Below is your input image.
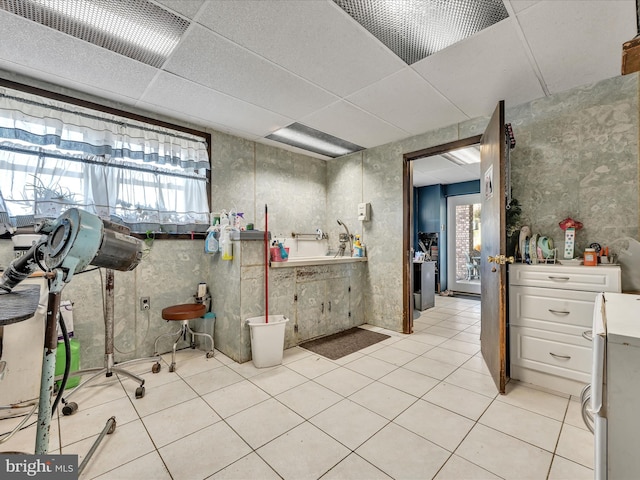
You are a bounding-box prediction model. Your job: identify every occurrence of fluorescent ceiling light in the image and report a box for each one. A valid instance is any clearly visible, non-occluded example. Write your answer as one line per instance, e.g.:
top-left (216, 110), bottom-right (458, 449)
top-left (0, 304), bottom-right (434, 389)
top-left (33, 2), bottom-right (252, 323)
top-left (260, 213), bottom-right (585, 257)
top-left (443, 145), bottom-right (481, 165)
top-left (1, 0), bottom-right (189, 68)
top-left (266, 123), bottom-right (364, 158)
top-left (333, 0), bottom-right (509, 64)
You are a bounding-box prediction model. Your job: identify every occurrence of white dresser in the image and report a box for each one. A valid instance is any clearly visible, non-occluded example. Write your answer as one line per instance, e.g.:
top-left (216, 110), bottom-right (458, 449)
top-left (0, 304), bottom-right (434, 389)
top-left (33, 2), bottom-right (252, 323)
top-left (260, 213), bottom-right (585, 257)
top-left (508, 263), bottom-right (621, 396)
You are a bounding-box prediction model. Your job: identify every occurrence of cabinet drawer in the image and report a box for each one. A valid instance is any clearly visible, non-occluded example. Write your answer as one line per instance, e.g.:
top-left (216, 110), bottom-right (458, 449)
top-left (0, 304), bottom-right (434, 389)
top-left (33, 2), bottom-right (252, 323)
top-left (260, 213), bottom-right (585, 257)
top-left (509, 264), bottom-right (621, 292)
top-left (510, 286), bottom-right (597, 331)
top-left (510, 326), bottom-right (591, 383)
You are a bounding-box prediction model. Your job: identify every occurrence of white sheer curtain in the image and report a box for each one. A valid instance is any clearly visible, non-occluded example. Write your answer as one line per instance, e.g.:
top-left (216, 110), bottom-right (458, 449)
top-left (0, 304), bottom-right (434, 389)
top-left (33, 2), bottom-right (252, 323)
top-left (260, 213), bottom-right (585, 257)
top-left (0, 86), bottom-right (210, 232)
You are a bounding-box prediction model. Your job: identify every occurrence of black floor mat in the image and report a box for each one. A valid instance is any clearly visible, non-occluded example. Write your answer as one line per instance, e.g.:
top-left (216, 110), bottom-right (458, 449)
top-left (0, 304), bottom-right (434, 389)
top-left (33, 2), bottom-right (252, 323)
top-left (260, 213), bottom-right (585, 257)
top-left (299, 327), bottom-right (390, 360)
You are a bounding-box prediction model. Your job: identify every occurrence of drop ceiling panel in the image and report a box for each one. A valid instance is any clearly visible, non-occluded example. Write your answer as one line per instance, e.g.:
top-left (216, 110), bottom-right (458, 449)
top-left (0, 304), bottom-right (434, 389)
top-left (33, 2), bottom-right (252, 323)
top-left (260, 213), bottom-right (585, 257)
top-left (141, 72), bottom-right (292, 137)
top-left (433, 167), bottom-right (478, 184)
top-left (163, 24), bottom-right (339, 118)
top-left (347, 69), bottom-right (468, 135)
top-left (516, 0), bottom-right (636, 94)
top-left (508, 0), bottom-right (541, 13)
top-left (300, 100), bottom-right (409, 148)
top-left (413, 18), bottom-right (545, 118)
top-left (196, 0), bottom-right (405, 97)
top-left (463, 164), bottom-right (481, 176)
top-left (153, 0), bottom-right (205, 19)
top-left (0, 11), bottom-right (157, 100)
top-left (413, 155), bottom-right (456, 171)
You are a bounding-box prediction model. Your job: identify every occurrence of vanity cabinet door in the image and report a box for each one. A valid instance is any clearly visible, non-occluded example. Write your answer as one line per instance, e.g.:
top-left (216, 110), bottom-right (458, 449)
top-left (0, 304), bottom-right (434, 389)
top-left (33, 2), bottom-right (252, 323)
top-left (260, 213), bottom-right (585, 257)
top-left (326, 276), bottom-right (350, 330)
top-left (295, 275), bottom-right (352, 343)
top-left (295, 279), bottom-right (325, 342)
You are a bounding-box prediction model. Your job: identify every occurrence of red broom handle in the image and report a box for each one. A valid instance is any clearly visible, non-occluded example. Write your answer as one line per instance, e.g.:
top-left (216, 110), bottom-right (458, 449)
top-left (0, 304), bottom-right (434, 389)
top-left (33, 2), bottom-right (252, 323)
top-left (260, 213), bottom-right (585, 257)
top-left (265, 204), bottom-right (268, 324)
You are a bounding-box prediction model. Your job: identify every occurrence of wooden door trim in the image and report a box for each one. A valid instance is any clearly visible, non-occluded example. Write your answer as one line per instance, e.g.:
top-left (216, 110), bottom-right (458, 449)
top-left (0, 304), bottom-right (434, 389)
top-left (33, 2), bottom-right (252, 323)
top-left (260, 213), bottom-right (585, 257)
top-left (402, 133), bottom-right (483, 335)
top-left (404, 135), bottom-right (482, 162)
top-left (402, 157), bottom-right (413, 334)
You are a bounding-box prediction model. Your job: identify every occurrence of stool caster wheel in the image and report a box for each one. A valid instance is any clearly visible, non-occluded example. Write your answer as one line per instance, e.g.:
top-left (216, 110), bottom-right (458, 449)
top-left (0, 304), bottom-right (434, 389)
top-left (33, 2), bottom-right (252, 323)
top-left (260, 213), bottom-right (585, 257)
top-left (152, 362), bottom-right (161, 374)
top-left (62, 402), bottom-right (78, 416)
top-left (169, 364), bottom-right (176, 373)
top-left (190, 342), bottom-right (196, 349)
top-left (206, 351), bottom-right (214, 359)
top-left (135, 386), bottom-right (145, 399)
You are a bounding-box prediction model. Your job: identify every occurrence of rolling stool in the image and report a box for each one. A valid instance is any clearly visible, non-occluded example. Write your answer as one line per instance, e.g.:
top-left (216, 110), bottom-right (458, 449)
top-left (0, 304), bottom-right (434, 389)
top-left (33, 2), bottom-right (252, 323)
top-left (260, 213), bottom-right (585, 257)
top-left (152, 303), bottom-right (215, 373)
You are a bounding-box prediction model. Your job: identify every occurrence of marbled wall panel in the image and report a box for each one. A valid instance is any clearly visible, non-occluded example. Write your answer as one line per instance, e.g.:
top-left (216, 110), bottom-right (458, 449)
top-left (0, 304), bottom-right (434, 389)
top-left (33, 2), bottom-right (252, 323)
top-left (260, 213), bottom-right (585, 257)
top-left (458, 117), bottom-right (490, 140)
top-left (326, 153), bottom-right (364, 252)
top-left (61, 239), bottom-right (208, 367)
top-left (209, 131), bottom-right (256, 222)
top-left (255, 144), bottom-right (327, 241)
top-left (507, 74), bottom-right (639, 256)
top-left (397, 125), bottom-right (459, 155)
top-left (348, 262), bottom-right (366, 328)
top-left (362, 143), bottom-right (405, 331)
top-left (208, 243), bottom-right (242, 361)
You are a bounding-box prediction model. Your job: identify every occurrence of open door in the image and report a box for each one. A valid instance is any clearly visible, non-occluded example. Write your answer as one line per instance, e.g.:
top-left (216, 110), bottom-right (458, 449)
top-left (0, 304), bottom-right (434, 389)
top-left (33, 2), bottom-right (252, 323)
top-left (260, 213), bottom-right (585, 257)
top-left (480, 101), bottom-right (510, 394)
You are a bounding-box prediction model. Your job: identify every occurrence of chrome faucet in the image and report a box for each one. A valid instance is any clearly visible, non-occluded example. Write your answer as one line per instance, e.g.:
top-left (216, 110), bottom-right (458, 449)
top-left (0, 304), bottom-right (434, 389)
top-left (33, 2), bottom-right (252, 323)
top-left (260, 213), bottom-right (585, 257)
top-left (336, 219), bottom-right (353, 257)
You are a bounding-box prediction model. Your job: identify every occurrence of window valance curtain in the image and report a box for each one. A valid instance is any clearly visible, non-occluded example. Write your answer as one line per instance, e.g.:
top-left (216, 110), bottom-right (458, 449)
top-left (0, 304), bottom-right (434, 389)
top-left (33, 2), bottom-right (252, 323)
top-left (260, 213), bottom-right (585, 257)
top-left (0, 88), bottom-right (210, 171)
top-left (0, 86), bottom-right (211, 233)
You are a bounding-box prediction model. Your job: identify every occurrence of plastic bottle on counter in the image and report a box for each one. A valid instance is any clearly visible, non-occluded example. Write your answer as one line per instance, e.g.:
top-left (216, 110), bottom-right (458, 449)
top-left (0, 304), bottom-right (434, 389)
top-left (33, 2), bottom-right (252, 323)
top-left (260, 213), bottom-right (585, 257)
top-left (353, 234), bottom-right (364, 257)
top-left (583, 248), bottom-right (597, 266)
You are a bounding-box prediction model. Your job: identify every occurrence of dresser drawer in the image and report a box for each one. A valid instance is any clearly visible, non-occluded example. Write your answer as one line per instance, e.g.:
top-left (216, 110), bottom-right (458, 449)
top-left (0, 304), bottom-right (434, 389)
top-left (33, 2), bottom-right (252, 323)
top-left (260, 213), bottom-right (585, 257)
top-left (509, 264), bottom-right (621, 292)
top-left (510, 326), bottom-right (591, 383)
top-left (509, 286), bottom-right (597, 331)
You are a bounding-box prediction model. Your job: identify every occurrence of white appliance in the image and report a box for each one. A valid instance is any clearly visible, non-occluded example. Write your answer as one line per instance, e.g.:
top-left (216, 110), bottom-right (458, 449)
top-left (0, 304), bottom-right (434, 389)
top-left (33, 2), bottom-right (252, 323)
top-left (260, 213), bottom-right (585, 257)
top-left (584, 292), bottom-right (640, 479)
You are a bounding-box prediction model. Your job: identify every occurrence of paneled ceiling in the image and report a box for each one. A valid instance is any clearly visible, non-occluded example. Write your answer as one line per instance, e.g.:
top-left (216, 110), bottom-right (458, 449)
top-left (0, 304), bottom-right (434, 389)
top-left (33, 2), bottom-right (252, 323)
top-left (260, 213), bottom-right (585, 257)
top-left (0, 0), bottom-right (635, 186)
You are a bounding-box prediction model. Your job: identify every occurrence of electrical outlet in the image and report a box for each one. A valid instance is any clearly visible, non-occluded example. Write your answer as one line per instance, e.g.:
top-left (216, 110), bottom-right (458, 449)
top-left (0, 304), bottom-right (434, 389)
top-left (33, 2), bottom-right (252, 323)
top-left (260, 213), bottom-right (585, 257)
top-left (140, 297), bottom-right (150, 311)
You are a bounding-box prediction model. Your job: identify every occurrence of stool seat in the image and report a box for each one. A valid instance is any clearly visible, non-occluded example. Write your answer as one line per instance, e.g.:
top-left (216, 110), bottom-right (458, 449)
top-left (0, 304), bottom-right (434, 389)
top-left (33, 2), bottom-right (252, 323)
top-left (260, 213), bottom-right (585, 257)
top-left (162, 303), bottom-right (207, 321)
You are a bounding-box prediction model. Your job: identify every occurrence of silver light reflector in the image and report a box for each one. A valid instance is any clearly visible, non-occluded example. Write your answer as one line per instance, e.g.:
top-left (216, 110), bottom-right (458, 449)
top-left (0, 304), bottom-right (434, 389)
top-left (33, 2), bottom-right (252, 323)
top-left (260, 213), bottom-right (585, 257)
top-left (267, 123), bottom-right (364, 159)
top-left (0, 0), bottom-right (189, 68)
top-left (333, 0), bottom-right (509, 65)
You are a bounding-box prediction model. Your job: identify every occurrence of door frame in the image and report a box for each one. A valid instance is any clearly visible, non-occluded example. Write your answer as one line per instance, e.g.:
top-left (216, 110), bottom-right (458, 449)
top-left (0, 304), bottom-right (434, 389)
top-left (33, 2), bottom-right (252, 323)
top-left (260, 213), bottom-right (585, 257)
top-left (446, 193), bottom-right (482, 295)
top-left (403, 135), bottom-right (482, 333)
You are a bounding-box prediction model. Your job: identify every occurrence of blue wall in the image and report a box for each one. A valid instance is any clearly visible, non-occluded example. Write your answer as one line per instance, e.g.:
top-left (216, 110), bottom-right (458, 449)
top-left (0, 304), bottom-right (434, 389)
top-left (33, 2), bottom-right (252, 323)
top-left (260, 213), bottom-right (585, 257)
top-left (414, 179), bottom-right (480, 291)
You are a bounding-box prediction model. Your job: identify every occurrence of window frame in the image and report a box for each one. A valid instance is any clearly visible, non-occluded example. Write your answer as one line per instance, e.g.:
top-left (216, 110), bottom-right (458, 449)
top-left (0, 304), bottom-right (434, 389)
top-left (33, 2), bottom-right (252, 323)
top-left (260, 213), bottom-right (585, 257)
top-left (0, 77), bottom-right (212, 240)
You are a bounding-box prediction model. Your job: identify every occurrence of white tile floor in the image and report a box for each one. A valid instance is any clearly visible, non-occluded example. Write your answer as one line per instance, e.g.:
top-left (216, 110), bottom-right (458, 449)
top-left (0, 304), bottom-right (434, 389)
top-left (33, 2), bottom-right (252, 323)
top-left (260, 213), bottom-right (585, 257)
top-left (1, 296), bottom-right (594, 479)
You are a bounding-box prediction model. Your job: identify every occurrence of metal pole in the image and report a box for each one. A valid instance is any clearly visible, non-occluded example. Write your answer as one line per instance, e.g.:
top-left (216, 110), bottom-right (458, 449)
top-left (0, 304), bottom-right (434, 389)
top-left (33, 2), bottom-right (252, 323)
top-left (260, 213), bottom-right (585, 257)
top-left (35, 290), bottom-right (61, 454)
top-left (78, 417), bottom-right (116, 475)
top-left (105, 269), bottom-right (114, 373)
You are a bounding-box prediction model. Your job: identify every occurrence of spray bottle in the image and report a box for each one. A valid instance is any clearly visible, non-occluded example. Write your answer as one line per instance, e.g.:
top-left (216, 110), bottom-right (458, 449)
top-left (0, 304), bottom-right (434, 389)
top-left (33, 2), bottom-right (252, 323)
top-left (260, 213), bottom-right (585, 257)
top-left (204, 222), bottom-right (219, 254)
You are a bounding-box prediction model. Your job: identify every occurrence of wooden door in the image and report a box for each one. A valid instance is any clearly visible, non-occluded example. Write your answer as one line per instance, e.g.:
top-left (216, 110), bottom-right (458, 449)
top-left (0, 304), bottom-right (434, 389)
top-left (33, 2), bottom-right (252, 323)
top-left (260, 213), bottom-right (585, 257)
top-left (480, 101), bottom-right (508, 394)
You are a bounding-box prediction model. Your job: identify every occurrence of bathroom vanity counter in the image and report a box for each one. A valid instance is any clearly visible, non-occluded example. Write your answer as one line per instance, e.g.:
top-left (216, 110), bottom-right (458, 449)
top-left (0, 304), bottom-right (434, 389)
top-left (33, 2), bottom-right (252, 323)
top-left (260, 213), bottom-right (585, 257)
top-left (271, 256), bottom-right (367, 268)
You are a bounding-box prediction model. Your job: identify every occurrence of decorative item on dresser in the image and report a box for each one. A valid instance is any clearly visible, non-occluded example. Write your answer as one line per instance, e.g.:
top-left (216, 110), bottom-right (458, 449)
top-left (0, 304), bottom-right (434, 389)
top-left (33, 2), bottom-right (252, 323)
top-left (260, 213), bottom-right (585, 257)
top-left (508, 263), bottom-right (621, 396)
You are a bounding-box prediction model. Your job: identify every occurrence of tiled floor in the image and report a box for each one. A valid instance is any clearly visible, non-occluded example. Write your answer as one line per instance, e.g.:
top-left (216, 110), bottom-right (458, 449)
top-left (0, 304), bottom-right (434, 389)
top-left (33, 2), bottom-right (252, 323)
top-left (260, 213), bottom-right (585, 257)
top-left (1, 296), bottom-right (594, 479)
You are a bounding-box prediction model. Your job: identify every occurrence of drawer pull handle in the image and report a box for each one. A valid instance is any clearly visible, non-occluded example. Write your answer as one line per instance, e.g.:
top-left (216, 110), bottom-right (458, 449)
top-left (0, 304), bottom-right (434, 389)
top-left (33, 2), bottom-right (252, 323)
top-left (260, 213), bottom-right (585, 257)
top-left (582, 330), bottom-right (593, 341)
top-left (548, 309), bottom-right (570, 315)
top-left (548, 276), bottom-right (570, 281)
top-left (549, 352), bottom-right (571, 360)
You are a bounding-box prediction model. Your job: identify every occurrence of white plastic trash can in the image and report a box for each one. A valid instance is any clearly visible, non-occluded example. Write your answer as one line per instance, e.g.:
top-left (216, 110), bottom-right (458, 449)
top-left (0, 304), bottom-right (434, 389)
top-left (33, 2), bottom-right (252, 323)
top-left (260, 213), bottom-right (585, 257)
top-left (247, 315), bottom-right (289, 368)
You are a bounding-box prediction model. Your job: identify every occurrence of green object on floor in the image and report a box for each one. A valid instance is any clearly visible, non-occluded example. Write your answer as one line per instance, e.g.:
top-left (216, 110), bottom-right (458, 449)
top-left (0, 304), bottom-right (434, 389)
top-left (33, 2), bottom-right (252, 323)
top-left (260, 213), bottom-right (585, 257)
top-left (55, 338), bottom-right (81, 390)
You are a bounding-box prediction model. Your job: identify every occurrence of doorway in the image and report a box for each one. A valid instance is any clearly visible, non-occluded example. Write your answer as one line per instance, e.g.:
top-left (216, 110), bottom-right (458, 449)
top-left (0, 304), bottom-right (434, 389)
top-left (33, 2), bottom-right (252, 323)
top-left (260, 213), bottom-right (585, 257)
top-left (447, 193), bottom-right (481, 295)
top-left (402, 135), bottom-right (481, 333)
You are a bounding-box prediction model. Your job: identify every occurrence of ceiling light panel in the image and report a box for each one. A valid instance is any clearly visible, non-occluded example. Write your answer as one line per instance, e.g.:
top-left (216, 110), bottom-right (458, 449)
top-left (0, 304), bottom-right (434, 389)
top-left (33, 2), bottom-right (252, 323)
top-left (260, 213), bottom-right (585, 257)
top-left (0, 0), bottom-right (189, 68)
top-left (266, 123), bottom-right (364, 159)
top-left (333, 0), bottom-right (509, 65)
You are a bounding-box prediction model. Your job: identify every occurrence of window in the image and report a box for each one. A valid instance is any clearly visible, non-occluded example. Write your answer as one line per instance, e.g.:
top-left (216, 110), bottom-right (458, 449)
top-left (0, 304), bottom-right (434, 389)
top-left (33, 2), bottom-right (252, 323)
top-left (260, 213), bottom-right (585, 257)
top-left (0, 82), bottom-right (210, 234)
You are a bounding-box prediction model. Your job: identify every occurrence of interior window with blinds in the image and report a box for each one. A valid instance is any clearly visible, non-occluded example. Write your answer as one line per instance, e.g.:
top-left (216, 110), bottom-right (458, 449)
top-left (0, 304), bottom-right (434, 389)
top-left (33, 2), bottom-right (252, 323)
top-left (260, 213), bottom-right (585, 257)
top-left (0, 86), bottom-right (210, 235)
